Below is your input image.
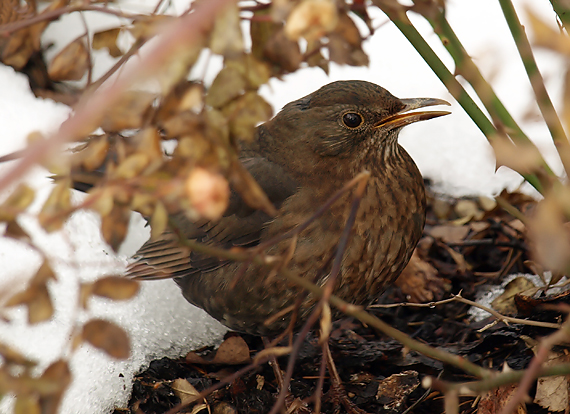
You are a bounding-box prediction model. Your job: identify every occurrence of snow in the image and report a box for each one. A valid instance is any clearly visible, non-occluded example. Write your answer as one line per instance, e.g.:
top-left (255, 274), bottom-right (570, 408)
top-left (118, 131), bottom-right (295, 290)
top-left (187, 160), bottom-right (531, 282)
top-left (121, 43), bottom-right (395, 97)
top-left (0, 0), bottom-right (563, 413)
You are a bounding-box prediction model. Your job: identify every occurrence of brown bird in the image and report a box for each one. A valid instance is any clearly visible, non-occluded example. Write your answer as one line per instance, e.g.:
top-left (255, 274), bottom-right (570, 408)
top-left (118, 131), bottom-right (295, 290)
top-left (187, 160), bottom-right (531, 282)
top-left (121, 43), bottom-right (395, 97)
top-left (128, 80), bottom-right (450, 336)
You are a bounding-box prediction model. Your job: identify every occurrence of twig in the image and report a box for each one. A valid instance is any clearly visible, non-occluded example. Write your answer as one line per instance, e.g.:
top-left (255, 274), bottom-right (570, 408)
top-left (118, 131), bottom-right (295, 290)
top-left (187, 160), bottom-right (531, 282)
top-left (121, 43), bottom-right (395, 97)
top-left (451, 294), bottom-right (562, 330)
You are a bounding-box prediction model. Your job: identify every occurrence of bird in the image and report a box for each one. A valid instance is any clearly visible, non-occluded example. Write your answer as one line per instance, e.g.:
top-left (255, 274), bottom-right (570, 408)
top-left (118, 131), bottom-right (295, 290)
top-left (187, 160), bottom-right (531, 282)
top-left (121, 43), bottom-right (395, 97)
top-left (127, 80), bottom-right (450, 336)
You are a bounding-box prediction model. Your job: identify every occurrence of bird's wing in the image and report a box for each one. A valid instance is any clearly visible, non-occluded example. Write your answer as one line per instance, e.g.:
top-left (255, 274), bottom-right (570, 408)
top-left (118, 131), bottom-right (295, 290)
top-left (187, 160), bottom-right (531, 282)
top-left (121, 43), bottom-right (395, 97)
top-left (127, 156), bottom-right (298, 280)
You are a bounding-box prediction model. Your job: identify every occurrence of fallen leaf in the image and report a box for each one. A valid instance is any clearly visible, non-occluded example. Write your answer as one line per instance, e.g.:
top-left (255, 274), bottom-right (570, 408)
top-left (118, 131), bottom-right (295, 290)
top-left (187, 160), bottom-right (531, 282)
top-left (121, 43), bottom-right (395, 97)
top-left (82, 319), bottom-right (130, 359)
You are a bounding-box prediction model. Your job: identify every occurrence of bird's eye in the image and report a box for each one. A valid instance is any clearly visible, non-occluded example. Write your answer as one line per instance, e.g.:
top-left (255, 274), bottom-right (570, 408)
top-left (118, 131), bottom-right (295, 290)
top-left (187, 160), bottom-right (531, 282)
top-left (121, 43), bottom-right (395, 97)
top-left (342, 112), bottom-right (364, 129)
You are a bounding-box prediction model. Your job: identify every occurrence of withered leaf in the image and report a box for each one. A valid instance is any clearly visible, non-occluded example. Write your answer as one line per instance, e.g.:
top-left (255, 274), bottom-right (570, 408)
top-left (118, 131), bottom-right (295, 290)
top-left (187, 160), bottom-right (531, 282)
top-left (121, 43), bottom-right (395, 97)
top-left (251, 14), bottom-right (302, 74)
top-left (75, 135), bottom-right (110, 172)
top-left (101, 204), bottom-right (130, 252)
top-left (0, 341), bottom-right (36, 367)
top-left (205, 67), bottom-right (246, 108)
top-left (2, 29), bottom-right (35, 69)
top-left (150, 201), bottom-right (168, 240)
top-left (39, 360), bottom-right (71, 395)
top-left (306, 39), bottom-right (329, 74)
top-left (186, 335), bottom-right (251, 365)
top-left (209, 3), bottom-right (244, 57)
top-left (82, 319), bottom-right (130, 359)
top-left (285, 0), bottom-right (339, 41)
top-left (7, 283), bottom-right (54, 324)
top-left (48, 39), bottom-right (89, 81)
top-left (38, 179), bottom-right (71, 232)
top-left (100, 91), bottom-right (156, 132)
top-left (14, 395), bottom-right (40, 414)
top-left (327, 12), bottom-right (369, 67)
top-left (230, 155), bottom-right (276, 217)
top-left (223, 92), bottom-right (273, 142)
top-left (171, 378), bottom-right (201, 406)
top-left (92, 28), bottom-right (122, 58)
top-left (133, 128), bottom-right (163, 166)
top-left (0, 183), bottom-right (35, 221)
top-left (156, 40), bottom-right (204, 95)
top-left (491, 276), bottom-right (537, 316)
top-left (92, 276), bottom-right (140, 301)
top-left (227, 54), bottom-right (271, 89)
top-left (112, 153), bottom-right (150, 179)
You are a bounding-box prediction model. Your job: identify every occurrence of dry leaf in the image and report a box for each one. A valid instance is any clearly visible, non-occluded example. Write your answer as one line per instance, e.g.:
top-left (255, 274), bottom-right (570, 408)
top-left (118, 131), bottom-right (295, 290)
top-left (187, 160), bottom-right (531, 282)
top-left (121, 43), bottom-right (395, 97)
top-left (205, 66), bottom-right (246, 109)
top-left (150, 201), bottom-right (168, 240)
top-left (14, 395), bottom-right (40, 414)
top-left (375, 371), bottom-right (419, 411)
top-left (82, 319), bottom-right (130, 359)
top-left (285, 0), bottom-right (338, 41)
top-left (491, 276), bottom-right (537, 316)
top-left (533, 351), bottom-right (570, 412)
top-left (38, 179), bottom-right (71, 232)
top-left (92, 276), bottom-right (139, 301)
top-left (186, 335), bottom-right (251, 365)
top-left (0, 183), bottom-right (35, 221)
top-left (223, 92), bottom-right (273, 142)
top-left (48, 39), bottom-right (89, 81)
top-left (478, 383), bottom-right (526, 414)
top-left (101, 91), bottom-right (156, 132)
top-left (6, 261), bottom-right (56, 324)
top-left (209, 3), bottom-right (244, 57)
top-left (395, 249), bottom-right (447, 302)
top-left (92, 28), bottom-right (122, 58)
top-left (101, 204), bottom-right (130, 252)
top-left (171, 378), bottom-right (201, 406)
top-left (327, 12), bottom-right (369, 66)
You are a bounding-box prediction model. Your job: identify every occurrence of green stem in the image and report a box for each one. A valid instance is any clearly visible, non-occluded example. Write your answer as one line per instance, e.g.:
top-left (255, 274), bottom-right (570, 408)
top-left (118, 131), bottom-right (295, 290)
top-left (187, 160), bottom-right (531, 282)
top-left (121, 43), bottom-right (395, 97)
top-left (549, 0), bottom-right (570, 33)
top-left (375, 5), bottom-right (546, 192)
top-left (499, 0), bottom-right (570, 178)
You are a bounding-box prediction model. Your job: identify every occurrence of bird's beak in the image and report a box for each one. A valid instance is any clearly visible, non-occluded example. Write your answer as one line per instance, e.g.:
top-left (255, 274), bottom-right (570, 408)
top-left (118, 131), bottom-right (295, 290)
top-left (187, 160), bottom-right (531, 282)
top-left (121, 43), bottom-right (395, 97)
top-left (374, 97), bottom-right (451, 129)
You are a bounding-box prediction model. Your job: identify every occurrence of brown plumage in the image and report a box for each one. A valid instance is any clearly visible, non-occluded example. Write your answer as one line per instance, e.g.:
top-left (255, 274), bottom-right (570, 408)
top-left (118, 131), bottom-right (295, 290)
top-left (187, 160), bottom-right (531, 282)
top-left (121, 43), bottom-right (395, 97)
top-left (128, 80), bottom-right (450, 336)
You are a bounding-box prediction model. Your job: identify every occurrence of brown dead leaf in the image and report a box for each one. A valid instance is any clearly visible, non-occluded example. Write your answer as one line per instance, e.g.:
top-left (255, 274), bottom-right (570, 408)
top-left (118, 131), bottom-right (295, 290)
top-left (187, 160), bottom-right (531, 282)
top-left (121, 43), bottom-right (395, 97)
top-left (92, 28), bottom-right (122, 58)
top-left (492, 138), bottom-right (544, 174)
top-left (38, 179), bottom-right (71, 232)
top-left (171, 378), bottom-right (201, 406)
top-left (375, 370), bottom-right (419, 411)
top-left (48, 39), bottom-right (89, 81)
top-left (205, 67), bottom-right (247, 109)
top-left (533, 351), bottom-right (570, 412)
top-left (230, 156), bottom-right (277, 217)
top-left (428, 224), bottom-right (470, 244)
top-left (209, 3), bottom-right (244, 57)
top-left (92, 276), bottom-right (139, 301)
top-left (186, 335), bottom-right (251, 365)
top-left (478, 382), bottom-right (526, 414)
top-left (82, 318), bottom-right (130, 359)
top-left (327, 12), bottom-right (369, 67)
top-left (395, 250), bottom-right (447, 302)
top-left (223, 92), bottom-right (273, 142)
top-left (101, 204), bottom-right (130, 252)
top-left (0, 183), bottom-right (35, 221)
top-left (491, 276), bottom-right (537, 316)
top-left (101, 91), bottom-right (156, 132)
top-left (14, 395), bottom-right (40, 414)
top-left (285, 0), bottom-right (338, 41)
top-left (6, 261), bottom-right (56, 324)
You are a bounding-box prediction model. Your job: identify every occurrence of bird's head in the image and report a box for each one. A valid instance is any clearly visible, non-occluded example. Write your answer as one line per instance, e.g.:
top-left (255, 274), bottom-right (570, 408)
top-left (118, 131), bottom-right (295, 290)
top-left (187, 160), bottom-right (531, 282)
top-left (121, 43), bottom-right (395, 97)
top-left (259, 80), bottom-right (451, 181)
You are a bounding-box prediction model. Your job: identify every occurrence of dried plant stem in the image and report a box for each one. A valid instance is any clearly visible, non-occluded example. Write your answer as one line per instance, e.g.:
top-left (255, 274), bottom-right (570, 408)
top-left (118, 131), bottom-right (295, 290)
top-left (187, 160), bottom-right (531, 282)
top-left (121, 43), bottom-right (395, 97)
top-left (280, 267), bottom-right (493, 379)
top-left (499, 0), bottom-right (570, 178)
